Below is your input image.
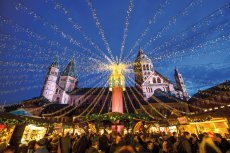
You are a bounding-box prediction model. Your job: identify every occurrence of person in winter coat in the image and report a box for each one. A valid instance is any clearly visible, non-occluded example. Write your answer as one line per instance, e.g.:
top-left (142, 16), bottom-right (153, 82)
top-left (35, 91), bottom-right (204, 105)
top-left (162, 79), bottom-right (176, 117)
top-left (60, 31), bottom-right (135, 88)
top-left (190, 134), bottom-right (199, 153)
top-left (74, 134), bottom-right (90, 153)
top-left (85, 140), bottom-right (100, 153)
top-left (34, 139), bottom-right (49, 153)
top-left (109, 134), bottom-right (125, 153)
top-left (177, 132), bottom-right (192, 153)
top-left (49, 136), bottom-right (60, 153)
top-left (214, 133), bottom-right (230, 153)
top-left (60, 133), bottom-right (71, 153)
top-left (27, 140), bottom-right (36, 153)
top-left (99, 133), bottom-right (109, 153)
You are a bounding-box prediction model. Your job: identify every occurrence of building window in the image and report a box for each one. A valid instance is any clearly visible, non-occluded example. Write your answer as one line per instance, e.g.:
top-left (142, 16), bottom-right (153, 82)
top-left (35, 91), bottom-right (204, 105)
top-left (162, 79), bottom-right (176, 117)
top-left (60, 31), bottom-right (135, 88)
top-left (146, 65), bottom-right (149, 70)
top-left (55, 88), bottom-right (58, 94)
top-left (69, 79), bottom-right (74, 83)
top-left (61, 78), bottom-right (67, 81)
top-left (56, 97), bottom-right (60, 102)
top-left (143, 65), bottom-right (146, 70)
top-left (153, 78), bottom-right (156, 83)
top-left (157, 77), bottom-right (161, 83)
top-left (166, 87), bottom-right (170, 92)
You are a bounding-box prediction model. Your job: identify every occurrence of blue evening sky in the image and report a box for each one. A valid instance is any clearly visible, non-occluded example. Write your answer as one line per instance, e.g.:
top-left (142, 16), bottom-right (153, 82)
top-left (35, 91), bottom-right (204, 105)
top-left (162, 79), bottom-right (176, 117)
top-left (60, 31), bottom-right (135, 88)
top-left (0, 0), bottom-right (230, 104)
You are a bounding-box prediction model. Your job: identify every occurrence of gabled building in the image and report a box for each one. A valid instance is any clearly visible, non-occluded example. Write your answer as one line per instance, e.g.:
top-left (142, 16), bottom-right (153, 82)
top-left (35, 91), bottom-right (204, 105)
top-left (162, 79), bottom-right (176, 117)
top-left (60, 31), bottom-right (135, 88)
top-left (134, 47), bottom-right (189, 101)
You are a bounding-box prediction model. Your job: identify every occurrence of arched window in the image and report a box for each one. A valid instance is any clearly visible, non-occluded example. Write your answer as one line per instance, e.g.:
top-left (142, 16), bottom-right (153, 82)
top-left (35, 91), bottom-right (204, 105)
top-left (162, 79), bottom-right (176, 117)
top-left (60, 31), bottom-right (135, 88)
top-left (55, 88), bottom-right (58, 94)
top-left (153, 78), bottom-right (156, 83)
top-left (56, 97), bottom-right (60, 102)
top-left (157, 77), bottom-right (161, 83)
top-left (146, 64), bottom-right (149, 70)
top-left (166, 87), bottom-right (170, 92)
top-left (143, 65), bottom-right (146, 70)
top-left (147, 87), bottom-right (151, 93)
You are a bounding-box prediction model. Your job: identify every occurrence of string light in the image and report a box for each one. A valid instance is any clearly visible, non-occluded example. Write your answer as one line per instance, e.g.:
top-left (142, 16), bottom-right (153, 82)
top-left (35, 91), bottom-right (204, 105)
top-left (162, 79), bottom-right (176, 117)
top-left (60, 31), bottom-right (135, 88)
top-left (126, 76), bottom-right (183, 116)
top-left (124, 89), bottom-right (138, 113)
top-left (123, 92), bottom-right (129, 113)
top-left (84, 87), bottom-right (107, 116)
top-left (119, 0), bottom-right (133, 62)
top-left (123, 0), bottom-right (170, 62)
top-left (143, 0), bottom-right (203, 50)
top-left (148, 3), bottom-right (230, 58)
top-left (87, 0), bottom-right (115, 62)
top-left (99, 90), bottom-right (110, 114)
top-left (42, 72), bottom-right (108, 117)
top-left (14, 2), bottom-right (107, 63)
top-left (56, 80), bottom-right (108, 118)
top-left (48, 0), bottom-right (112, 64)
top-left (126, 77), bottom-right (165, 119)
top-left (0, 85), bottom-right (42, 95)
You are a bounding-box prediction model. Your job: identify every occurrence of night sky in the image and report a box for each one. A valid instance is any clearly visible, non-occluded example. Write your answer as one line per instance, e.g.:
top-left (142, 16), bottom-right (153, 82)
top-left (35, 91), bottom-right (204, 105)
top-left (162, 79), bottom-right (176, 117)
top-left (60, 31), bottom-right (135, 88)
top-left (0, 0), bottom-right (230, 104)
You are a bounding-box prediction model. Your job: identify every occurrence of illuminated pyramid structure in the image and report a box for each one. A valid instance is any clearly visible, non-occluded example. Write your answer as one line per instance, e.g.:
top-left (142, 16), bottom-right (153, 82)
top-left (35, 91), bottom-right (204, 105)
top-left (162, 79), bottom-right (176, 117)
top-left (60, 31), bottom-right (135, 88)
top-left (109, 63), bottom-right (126, 113)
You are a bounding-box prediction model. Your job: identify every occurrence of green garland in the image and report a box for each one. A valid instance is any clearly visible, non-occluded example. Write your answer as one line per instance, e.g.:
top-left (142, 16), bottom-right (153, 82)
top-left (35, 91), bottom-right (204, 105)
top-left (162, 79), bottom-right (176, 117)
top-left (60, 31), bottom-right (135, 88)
top-left (0, 118), bottom-right (21, 125)
top-left (0, 116), bottom-right (50, 127)
top-left (84, 113), bottom-right (150, 122)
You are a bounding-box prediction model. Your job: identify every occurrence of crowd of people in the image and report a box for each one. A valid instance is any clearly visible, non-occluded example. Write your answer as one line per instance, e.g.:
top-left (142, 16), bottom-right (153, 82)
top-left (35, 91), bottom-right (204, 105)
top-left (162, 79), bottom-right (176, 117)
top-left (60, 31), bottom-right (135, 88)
top-left (0, 130), bottom-right (230, 153)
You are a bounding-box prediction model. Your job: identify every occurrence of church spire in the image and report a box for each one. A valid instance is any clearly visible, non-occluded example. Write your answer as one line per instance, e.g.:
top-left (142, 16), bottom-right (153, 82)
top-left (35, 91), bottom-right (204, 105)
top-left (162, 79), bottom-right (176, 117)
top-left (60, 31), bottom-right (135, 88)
top-left (137, 46), bottom-right (144, 57)
top-left (51, 54), bottom-right (59, 68)
top-left (174, 67), bottom-right (189, 100)
top-left (174, 67), bottom-right (179, 75)
top-left (62, 58), bottom-right (76, 78)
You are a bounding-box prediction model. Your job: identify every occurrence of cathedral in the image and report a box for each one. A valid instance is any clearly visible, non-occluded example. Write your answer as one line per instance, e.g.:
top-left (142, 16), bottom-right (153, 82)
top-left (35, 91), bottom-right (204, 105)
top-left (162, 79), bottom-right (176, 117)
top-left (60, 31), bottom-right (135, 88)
top-left (41, 48), bottom-right (190, 105)
top-left (134, 48), bottom-right (189, 100)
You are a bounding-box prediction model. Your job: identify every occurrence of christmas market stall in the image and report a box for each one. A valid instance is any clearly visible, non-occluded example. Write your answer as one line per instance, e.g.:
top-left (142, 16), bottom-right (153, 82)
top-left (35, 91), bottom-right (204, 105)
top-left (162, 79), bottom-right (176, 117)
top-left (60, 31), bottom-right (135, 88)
top-left (73, 112), bottom-right (151, 133)
top-left (0, 112), bottom-right (53, 146)
top-left (16, 115), bottom-right (54, 145)
top-left (0, 112), bottom-right (18, 145)
top-left (176, 115), bottom-right (229, 136)
top-left (21, 124), bottom-right (47, 144)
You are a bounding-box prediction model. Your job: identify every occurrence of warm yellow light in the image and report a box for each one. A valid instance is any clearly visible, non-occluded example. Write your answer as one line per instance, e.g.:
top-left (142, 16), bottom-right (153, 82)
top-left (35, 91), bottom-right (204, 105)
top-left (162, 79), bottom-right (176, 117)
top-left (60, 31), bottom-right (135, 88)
top-left (99, 129), bottom-right (105, 135)
top-left (105, 128), bottom-right (112, 134)
top-left (109, 63), bottom-right (127, 91)
top-left (21, 124), bottom-right (46, 145)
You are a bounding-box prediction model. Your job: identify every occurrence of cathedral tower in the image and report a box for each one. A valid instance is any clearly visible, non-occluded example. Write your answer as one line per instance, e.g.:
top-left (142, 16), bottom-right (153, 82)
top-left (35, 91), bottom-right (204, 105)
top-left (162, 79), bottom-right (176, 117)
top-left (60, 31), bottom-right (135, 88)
top-left (174, 68), bottom-right (189, 100)
top-left (134, 47), bottom-right (153, 86)
top-left (41, 57), bottom-right (59, 102)
top-left (58, 58), bottom-right (78, 92)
